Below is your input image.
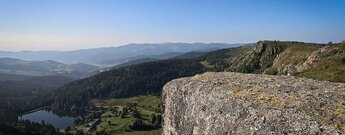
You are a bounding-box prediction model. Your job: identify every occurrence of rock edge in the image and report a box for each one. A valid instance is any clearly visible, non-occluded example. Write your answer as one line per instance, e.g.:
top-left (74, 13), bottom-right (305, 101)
top-left (162, 72), bottom-right (345, 135)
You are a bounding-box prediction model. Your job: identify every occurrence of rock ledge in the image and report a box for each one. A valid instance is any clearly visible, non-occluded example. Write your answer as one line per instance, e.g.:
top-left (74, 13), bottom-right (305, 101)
top-left (162, 72), bottom-right (345, 135)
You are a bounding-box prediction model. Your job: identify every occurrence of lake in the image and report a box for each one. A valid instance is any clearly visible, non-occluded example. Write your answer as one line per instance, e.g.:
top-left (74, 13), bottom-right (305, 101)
top-left (18, 109), bottom-right (77, 129)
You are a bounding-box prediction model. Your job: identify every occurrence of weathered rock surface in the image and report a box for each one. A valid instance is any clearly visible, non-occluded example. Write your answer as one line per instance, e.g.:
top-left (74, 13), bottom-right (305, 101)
top-left (162, 72), bottom-right (345, 135)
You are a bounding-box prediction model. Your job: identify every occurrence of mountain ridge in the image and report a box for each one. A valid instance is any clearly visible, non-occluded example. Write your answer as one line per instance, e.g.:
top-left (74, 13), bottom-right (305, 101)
top-left (198, 40), bottom-right (345, 82)
top-left (0, 43), bottom-right (241, 64)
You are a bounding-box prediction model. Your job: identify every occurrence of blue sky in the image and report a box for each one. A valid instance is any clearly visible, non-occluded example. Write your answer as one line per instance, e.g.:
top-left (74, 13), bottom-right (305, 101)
top-left (0, 0), bottom-right (344, 51)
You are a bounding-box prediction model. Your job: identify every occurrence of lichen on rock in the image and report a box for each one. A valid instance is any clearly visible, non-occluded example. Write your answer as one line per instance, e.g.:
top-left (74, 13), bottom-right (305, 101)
top-left (162, 72), bottom-right (345, 135)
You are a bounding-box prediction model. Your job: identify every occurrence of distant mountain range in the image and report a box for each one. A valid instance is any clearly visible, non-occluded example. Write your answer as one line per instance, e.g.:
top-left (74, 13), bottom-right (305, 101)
top-left (0, 43), bottom-right (241, 65)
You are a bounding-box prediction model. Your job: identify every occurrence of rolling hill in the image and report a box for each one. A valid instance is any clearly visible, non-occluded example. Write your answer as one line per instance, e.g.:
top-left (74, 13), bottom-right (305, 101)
top-left (0, 75), bottom-right (74, 97)
top-left (0, 73), bottom-right (33, 81)
top-left (110, 58), bottom-right (159, 69)
top-left (0, 58), bottom-right (99, 78)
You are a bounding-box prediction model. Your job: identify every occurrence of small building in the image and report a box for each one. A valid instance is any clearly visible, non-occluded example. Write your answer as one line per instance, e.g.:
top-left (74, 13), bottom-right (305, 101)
top-left (86, 119), bottom-right (101, 132)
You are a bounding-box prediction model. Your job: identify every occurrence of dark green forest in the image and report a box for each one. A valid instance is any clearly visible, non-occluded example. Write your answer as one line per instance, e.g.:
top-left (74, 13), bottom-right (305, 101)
top-left (52, 59), bottom-right (206, 112)
top-left (0, 76), bottom-right (74, 134)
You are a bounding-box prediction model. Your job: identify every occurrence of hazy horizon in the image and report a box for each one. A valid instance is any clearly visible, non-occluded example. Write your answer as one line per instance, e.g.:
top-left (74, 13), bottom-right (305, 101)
top-left (0, 40), bottom-right (337, 52)
top-left (1, 0), bottom-right (345, 51)
top-left (0, 42), bottom-right (247, 52)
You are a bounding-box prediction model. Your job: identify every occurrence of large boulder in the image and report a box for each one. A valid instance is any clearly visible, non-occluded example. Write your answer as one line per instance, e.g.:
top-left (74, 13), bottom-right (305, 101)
top-left (162, 72), bottom-right (345, 135)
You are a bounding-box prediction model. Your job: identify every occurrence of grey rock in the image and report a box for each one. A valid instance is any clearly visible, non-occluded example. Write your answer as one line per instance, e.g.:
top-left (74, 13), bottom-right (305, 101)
top-left (162, 72), bottom-right (345, 135)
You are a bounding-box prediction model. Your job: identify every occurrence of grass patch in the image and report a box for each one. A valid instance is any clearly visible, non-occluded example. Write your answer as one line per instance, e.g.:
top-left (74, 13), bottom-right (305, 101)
top-left (264, 68), bottom-right (278, 75)
top-left (92, 95), bottom-right (160, 112)
top-left (200, 61), bottom-right (214, 69)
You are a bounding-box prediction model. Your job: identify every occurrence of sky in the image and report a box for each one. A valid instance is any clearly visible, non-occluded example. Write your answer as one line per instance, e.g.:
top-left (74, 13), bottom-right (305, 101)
top-left (0, 0), bottom-right (344, 51)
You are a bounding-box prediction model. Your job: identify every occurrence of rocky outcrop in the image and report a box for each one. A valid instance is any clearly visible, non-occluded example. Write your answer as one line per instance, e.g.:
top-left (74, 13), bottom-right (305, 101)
top-left (162, 72), bottom-right (345, 135)
top-left (222, 41), bottom-right (285, 73)
top-left (276, 46), bottom-right (344, 75)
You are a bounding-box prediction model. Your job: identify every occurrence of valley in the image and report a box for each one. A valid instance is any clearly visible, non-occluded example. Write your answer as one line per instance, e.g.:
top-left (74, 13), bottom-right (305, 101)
top-left (0, 43), bottom-right (230, 134)
top-left (1, 1), bottom-right (344, 134)
top-left (1, 40), bottom-right (344, 134)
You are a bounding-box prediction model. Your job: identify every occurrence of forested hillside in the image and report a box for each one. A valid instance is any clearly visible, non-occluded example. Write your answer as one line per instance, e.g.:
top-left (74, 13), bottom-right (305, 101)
top-left (0, 73), bottom-right (32, 81)
top-left (110, 58), bottom-right (159, 69)
top-left (0, 76), bottom-right (74, 97)
top-left (52, 59), bottom-right (205, 112)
